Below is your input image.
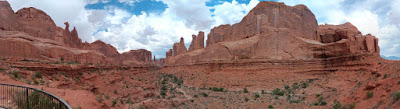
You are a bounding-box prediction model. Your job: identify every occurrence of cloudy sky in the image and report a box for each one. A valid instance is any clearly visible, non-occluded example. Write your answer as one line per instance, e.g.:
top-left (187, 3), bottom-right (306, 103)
top-left (6, 0), bottom-right (400, 59)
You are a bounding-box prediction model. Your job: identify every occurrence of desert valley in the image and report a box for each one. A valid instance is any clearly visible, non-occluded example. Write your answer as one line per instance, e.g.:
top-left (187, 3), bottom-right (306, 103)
top-left (1, 1), bottom-right (400, 109)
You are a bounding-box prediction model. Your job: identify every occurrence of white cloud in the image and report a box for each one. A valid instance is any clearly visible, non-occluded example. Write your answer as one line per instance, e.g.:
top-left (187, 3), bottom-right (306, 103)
top-left (212, 0), bottom-right (259, 26)
top-left (118, 0), bottom-right (140, 6)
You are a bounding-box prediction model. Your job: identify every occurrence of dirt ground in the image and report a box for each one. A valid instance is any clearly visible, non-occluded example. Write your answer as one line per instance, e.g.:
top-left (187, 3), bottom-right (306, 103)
top-left (1, 55), bottom-right (400, 109)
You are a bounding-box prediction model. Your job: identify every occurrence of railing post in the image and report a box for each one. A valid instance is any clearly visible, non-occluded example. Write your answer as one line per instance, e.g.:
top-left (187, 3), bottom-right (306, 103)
top-left (26, 88), bottom-right (29, 109)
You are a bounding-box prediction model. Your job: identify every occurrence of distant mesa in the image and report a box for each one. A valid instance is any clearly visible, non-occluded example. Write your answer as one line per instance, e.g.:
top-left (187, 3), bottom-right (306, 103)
top-left (165, 1), bottom-right (380, 65)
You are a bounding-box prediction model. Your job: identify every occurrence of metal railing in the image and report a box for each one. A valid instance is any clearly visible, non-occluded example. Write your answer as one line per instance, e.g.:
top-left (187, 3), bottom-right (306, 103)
top-left (0, 83), bottom-right (71, 109)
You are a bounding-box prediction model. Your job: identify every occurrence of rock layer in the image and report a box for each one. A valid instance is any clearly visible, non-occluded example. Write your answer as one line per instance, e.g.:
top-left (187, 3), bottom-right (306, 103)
top-left (165, 1), bottom-right (380, 65)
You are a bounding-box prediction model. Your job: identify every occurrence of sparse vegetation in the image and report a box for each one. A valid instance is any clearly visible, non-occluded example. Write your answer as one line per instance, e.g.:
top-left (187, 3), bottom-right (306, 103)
top-left (261, 90), bottom-right (265, 94)
top-left (11, 70), bottom-right (22, 80)
top-left (313, 97), bottom-right (327, 106)
top-left (211, 87), bottom-right (224, 92)
top-left (284, 85), bottom-right (290, 90)
top-left (244, 97), bottom-right (249, 102)
top-left (201, 92), bottom-right (208, 97)
top-left (272, 88), bottom-right (285, 96)
top-left (292, 82), bottom-right (299, 89)
top-left (114, 89), bottom-right (118, 94)
top-left (393, 92), bottom-right (400, 102)
top-left (366, 91), bottom-right (373, 99)
top-left (243, 88), bottom-right (249, 93)
top-left (33, 72), bottom-right (42, 78)
top-left (96, 95), bottom-right (103, 102)
top-left (254, 92), bottom-right (260, 100)
top-left (332, 100), bottom-right (343, 109)
top-left (60, 57), bottom-right (64, 62)
top-left (111, 98), bottom-right (117, 107)
top-left (268, 105), bottom-right (274, 109)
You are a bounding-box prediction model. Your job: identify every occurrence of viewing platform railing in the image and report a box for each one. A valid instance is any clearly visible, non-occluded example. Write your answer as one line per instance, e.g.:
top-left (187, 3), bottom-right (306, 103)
top-left (0, 83), bottom-right (71, 109)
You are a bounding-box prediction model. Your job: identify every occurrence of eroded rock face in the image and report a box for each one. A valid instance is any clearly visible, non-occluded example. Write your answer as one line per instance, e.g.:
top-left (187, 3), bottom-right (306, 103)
top-left (165, 1), bottom-right (380, 65)
top-left (189, 31), bottom-right (205, 51)
top-left (121, 49), bottom-right (152, 65)
top-left (172, 37), bottom-right (187, 56)
top-left (206, 1), bottom-right (318, 45)
top-left (0, 1), bottom-right (153, 66)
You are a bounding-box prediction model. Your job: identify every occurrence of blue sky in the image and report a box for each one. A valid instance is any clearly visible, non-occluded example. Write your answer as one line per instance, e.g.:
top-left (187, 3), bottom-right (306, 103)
top-left (7, 0), bottom-right (400, 59)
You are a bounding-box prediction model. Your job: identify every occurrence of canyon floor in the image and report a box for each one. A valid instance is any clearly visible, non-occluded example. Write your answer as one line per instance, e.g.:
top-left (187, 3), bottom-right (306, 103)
top-left (1, 56), bottom-right (400, 109)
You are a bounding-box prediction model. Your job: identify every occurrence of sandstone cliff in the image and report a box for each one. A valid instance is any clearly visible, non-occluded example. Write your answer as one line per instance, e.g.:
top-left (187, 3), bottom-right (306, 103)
top-left (0, 1), bottom-right (152, 66)
top-left (165, 1), bottom-right (380, 65)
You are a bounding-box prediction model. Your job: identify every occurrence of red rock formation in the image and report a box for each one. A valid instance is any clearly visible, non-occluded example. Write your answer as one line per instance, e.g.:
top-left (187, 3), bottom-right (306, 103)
top-left (165, 1), bottom-right (380, 65)
top-left (0, 1), bottom-right (153, 66)
top-left (172, 37), bottom-right (187, 56)
top-left (189, 31), bottom-right (205, 51)
top-left (120, 49), bottom-right (152, 66)
top-left (166, 49), bottom-right (172, 58)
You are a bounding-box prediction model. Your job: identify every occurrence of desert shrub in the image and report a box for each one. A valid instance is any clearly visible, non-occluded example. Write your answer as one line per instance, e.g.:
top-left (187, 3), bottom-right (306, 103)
top-left (11, 70), bottom-right (22, 80)
top-left (332, 100), bottom-right (343, 109)
top-left (284, 85), bottom-right (290, 90)
top-left (105, 94), bottom-right (110, 99)
top-left (33, 72), bottom-right (42, 78)
top-left (1, 57), bottom-right (5, 61)
top-left (67, 61), bottom-right (79, 65)
top-left (244, 97), bottom-right (249, 102)
top-left (300, 81), bottom-right (308, 88)
top-left (313, 97), bottom-right (327, 106)
top-left (78, 72), bottom-right (83, 76)
top-left (243, 88), bottom-right (249, 93)
top-left (254, 92), bottom-right (260, 100)
top-left (292, 82), bottom-right (299, 89)
top-left (114, 89), bottom-right (118, 94)
top-left (194, 94), bottom-right (198, 98)
top-left (111, 98), bottom-right (117, 107)
top-left (40, 79), bottom-right (45, 84)
top-left (75, 76), bottom-right (80, 81)
top-left (290, 100), bottom-right (299, 104)
top-left (60, 57), bottom-right (64, 62)
top-left (211, 87), bottom-right (224, 92)
top-left (201, 92), bottom-right (208, 97)
top-left (261, 90), bottom-right (265, 94)
top-left (272, 88), bottom-right (285, 96)
top-left (348, 102), bottom-right (356, 109)
top-left (366, 91), bottom-right (373, 99)
top-left (268, 105), bottom-right (274, 109)
top-left (33, 79), bottom-right (39, 85)
top-left (96, 95), bottom-right (103, 102)
top-left (160, 90), bottom-right (166, 96)
top-left (393, 92), bottom-right (400, 102)
top-left (25, 79), bottom-right (32, 84)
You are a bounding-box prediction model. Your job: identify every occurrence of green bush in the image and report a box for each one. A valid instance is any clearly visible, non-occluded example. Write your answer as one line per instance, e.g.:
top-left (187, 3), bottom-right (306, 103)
top-left (393, 92), bottom-right (400, 102)
top-left (366, 91), bottom-right (373, 99)
top-left (111, 98), bottom-right (117, 107)
top-left (96, 95), bottom-right (103, 102)
top-left (33, 72), bottom-right (42, 78)
top-left (243, 88), bottom-right (249, 93)
top-left (60, 57), bottom-right (64, 62)
top-left (292, 82), bottom-right (299, 89)
top-left (300, 81), bottom-right (308, 88)
top-left (272, 88), bottom-right (285, 96)
top-left (11, 70), bottom-right (22, 80)
top-left (332, 100), bottom-right (343, 109)
top-left (33, 80), bottom-right (39, 85)
top-left (254, 92), bottom-right (260, 100)
top-left (201, 92), bottom-right (208, 97)
top-left (261, 90), bottom-right (265, 94)
top-left (211, 87), bottom-right (224, 92)
top-left (268, 105), bottom-right (274, 109)
top-left (284, 85), bottom-right (290, 90)
top-left (244, 97), bottom-right (249, 102)
top-left (194, 94), bottom-right (198, 98)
